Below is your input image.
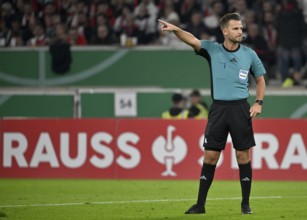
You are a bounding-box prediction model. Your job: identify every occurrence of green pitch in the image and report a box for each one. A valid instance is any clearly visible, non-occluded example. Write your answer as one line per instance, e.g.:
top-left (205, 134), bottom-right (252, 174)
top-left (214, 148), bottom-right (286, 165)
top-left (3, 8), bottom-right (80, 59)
top-left (0, 179), bottom-right (306, 220)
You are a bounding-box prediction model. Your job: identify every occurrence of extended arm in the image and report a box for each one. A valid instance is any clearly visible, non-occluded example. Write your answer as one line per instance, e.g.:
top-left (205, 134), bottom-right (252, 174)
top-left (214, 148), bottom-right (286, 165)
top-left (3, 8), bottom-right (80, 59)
top-left (158, 19), bottom-right (201, 52)
top-left (250, 75), bottom-right (266, 118)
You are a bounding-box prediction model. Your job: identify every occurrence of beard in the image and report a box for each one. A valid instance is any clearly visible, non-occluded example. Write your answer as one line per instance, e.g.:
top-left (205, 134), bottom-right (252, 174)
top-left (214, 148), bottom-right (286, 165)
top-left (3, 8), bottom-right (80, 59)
top-left (229, 36), bottom-right (243, 43)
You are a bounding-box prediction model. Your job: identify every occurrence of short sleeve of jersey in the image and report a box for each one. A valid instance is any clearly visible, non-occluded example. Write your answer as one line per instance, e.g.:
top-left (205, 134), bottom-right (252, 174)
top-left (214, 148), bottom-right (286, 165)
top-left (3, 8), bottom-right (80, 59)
top-left (250, 50), bottom-right (266, 78)
top-left (199, 40), bottom-right (214, 52)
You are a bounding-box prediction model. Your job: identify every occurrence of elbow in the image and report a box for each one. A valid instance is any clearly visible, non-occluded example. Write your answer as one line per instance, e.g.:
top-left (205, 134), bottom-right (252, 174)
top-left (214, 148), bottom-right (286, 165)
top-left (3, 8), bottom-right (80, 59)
top-left (257, 75), bottom-right (266, 83)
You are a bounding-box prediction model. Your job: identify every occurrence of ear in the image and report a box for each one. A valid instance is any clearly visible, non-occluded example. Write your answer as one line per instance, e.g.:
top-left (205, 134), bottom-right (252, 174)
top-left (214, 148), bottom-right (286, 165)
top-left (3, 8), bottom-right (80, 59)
top-left (221, 27), bottom-right (227, 36)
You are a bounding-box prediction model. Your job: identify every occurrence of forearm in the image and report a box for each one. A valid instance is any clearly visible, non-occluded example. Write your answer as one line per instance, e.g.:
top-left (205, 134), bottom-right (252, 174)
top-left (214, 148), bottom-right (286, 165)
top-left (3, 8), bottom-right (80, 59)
top-left (255, 76), bottom-right (266, 100)
top-left (159, 19), bottom-right (201, 51)
top-left (250, 76), bottom-right (265, 117)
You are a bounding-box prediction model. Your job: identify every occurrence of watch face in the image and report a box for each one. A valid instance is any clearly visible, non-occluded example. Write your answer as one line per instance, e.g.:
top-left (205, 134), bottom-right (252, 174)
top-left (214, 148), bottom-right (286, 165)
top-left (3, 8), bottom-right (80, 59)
top-left (256, 100), bottom-right (263, 105)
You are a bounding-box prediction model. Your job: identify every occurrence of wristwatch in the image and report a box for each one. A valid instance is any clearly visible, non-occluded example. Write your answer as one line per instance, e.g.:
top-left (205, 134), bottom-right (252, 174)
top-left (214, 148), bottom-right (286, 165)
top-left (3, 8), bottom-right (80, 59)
top-left (255, 100), bottom-right (264, 105)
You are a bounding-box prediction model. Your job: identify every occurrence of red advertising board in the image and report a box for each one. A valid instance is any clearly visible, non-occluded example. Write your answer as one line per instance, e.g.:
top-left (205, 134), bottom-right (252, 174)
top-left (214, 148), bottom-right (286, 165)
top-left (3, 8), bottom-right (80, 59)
top-left (0, 119), bottom-right (306, 180)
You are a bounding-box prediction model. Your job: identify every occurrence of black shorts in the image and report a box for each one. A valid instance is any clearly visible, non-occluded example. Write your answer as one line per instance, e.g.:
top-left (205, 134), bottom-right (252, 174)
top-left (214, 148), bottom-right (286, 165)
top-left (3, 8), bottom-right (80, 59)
top-left (203, 99), bottom-right (256, 151)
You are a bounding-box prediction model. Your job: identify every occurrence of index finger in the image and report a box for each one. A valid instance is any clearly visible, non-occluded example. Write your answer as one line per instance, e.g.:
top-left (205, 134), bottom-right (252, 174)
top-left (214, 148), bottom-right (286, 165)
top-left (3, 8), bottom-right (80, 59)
top-left (158, 19), bottom-right (167, 25)
top-left (250, 110), bottom-right (255, 117)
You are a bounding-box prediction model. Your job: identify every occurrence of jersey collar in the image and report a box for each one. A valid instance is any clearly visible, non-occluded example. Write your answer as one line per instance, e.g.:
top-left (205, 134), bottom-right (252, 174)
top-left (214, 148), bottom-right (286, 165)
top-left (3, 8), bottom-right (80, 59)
top-left (222, 44), bottom-right (240, 53)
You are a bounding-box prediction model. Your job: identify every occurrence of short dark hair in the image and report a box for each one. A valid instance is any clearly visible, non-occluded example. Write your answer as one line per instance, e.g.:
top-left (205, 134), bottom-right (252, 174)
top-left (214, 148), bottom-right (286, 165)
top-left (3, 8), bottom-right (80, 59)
top-left (172, 93), bottom-right (184, 103)
top-left (220, 13), bottom-right (241, 29)
top-left (190, 89), bottom-right (201, 97)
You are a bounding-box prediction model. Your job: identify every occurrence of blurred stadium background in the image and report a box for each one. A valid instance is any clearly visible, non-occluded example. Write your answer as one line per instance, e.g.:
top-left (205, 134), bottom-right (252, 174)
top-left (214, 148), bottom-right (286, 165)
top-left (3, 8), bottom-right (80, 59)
top-left (1, 0), bottom-right (307, 118)
top-left (0, 46), bottom-right (306, 118)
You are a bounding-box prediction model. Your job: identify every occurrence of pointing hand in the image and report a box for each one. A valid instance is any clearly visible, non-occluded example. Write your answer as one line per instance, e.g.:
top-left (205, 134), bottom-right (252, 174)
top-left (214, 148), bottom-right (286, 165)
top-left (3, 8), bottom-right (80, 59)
top-left (158, 19), bottom-right (178, 32)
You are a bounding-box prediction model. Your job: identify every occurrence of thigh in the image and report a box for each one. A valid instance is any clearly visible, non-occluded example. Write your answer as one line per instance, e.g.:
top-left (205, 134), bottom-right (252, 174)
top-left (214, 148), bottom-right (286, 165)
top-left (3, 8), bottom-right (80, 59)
top-left (229, 102), bottom-right (255, 150)
top-left (203, 104), bottom-right (229, 151)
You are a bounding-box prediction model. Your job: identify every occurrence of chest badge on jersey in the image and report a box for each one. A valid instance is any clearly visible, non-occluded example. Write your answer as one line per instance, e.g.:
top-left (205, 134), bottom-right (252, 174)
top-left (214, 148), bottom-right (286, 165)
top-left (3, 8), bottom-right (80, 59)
top-left (239, 69), bottom-right (248, 81)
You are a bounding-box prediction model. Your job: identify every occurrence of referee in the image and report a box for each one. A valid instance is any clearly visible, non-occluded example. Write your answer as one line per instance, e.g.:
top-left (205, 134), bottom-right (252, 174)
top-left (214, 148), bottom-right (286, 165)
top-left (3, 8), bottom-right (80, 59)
top-left (159, 13), bottom-right (266, 215)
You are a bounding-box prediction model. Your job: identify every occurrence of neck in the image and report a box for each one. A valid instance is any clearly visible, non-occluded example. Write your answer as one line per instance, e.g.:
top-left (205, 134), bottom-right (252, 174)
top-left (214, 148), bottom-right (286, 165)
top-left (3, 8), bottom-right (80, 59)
top-left (223, 40), bottom-right (239, 51)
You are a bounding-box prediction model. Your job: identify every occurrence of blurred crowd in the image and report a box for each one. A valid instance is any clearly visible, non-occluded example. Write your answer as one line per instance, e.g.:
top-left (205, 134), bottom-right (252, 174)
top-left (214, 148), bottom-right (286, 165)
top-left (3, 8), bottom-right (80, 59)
top-left (162, 90), bottom-right (209, 119)
top-left (1, 0), bottom-right (307, 86)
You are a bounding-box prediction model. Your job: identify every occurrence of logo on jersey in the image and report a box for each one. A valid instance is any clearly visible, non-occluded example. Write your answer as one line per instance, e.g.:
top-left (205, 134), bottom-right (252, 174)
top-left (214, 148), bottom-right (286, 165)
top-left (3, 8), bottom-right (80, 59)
top-left (239, 69), bottom-right (248, 81)
top-left (230, 58), bottom-right (237, 63)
